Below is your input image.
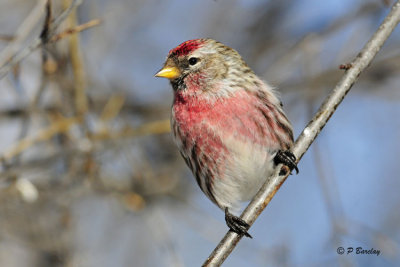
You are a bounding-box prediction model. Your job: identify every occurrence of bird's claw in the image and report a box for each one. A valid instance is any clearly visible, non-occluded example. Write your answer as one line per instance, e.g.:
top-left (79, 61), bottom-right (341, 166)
top-left (274, 150), bottom-right (299, 175)
top-left (225, 208), bottom-right (252, 238)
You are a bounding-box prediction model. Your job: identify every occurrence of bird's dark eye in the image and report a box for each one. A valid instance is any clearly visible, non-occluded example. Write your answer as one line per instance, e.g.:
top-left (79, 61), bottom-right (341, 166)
top-left (188, 57), bottom-right (198, 65)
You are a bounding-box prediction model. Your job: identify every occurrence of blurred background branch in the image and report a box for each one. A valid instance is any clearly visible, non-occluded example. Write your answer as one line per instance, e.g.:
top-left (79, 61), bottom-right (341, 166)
top-left (0, 0), bottom-right (84, 79)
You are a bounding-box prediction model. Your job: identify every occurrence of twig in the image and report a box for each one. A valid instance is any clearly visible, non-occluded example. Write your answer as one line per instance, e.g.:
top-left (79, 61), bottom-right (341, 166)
top-left (63, 0), bottom-right (88, 116)
top-left (0, 0), bottom-right (47, 65)
top-left (39, 0), bottom-right (52, 42)
top-left (100, 94), bottom-right (125, 122)
top-left (202, 1), bottom-right (400, 266)
top-left (90, 119), bottom-right (171, 141)
top-left (50, 19), bottom-right (101, 43)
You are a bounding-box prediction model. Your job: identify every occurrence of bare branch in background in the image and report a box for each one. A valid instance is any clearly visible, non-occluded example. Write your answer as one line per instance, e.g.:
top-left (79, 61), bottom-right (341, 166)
top-left (0, 0), bottom-right (82, 79)
top-left (49, 19), bottom-right (101, 43)
top-left (203, 1), bottom-right (400, 266)
top-left (0, 0), bottom-right (47, 65)
top-left (0, 117), bottom-right (80, 162)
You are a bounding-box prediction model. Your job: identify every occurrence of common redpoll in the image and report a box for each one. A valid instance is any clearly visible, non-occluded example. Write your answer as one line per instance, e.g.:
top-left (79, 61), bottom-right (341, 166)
top-left (156, 39), bottom-right (297, 238)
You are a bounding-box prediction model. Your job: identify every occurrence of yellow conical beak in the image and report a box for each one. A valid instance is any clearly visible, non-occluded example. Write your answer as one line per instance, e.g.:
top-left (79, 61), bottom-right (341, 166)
top-left (155, 66), bottom-right (180, 79)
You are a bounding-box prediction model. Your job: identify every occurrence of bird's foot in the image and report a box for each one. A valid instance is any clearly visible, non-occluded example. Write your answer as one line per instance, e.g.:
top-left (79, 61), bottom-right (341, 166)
top-left (225, 208), bottom-right (252, 238)
top-left (274, 150), bottom-right (299, 175)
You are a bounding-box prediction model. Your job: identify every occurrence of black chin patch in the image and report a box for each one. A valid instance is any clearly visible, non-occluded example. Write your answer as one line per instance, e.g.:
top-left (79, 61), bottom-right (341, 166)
top-left (171, 76), bottom-right (186, 91)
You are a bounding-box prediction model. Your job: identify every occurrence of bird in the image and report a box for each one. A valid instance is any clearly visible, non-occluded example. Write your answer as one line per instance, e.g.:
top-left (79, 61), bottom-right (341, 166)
top-left (155, 39), bottom-right (297, 238)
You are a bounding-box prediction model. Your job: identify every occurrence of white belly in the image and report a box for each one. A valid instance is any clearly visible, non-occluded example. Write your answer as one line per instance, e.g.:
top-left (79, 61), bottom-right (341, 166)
top-left (211, 136), bottom-right (276, 212)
